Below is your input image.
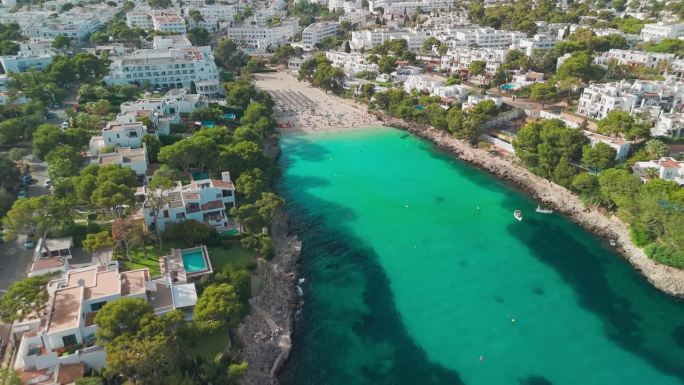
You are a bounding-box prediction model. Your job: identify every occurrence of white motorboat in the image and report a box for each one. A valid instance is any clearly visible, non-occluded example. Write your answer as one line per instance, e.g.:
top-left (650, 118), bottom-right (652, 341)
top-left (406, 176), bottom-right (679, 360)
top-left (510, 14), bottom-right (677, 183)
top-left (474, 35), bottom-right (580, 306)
top-left (514, 210), bottom-right (523, 221)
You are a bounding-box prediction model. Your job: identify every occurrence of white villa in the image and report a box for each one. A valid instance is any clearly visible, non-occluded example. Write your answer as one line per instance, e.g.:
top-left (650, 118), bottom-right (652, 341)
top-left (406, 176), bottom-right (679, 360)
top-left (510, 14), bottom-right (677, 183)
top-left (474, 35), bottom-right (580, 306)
top-left (89, 121), bottom-right (147, 153)
top-left (632, 157), bottom-right (684, 184)
top-left (584, 131), bottom-right (631, 160)
top-left (117, 88), bottom-right (208, 136)
top-left (13, 265), bottom-right (198, 381)
top-left (135, 171), bottom-right (237, 233)
top-left (90, 146), bottom-right (149, 178)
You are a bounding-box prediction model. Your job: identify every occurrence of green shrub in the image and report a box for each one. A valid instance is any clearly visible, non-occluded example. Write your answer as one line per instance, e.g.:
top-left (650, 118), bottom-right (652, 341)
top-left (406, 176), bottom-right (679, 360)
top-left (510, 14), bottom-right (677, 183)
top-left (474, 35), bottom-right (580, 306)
top-left (85, 221), bottom-right (101, 234)
top-left (629, 224), bottom-right (654, 247)
top-left (645, 243), bottom-right (684, 269)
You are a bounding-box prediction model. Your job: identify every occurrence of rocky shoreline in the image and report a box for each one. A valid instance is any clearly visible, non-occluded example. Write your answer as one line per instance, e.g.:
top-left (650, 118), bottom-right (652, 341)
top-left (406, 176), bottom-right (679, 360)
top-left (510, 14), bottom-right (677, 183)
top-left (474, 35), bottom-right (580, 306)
top-left (382, 115), bottom-right (684, 298)
top-left (236, 208), bottom-right (301, 385)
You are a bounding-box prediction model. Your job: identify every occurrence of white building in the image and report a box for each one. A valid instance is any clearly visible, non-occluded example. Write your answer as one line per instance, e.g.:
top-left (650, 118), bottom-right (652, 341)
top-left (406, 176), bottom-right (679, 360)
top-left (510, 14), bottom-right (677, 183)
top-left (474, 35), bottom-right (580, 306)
top-left (13, 264), bottom-right (198, 380)
top-left (184, 4), bottom-right (238, 31)
top-left (584, 131), bottom-right (631, 160)
top-left (103, 37), bottom-right (221, 96)
top-left (640, 23), bottom-right (684, 42)
top-left (117, 88), bottom-right (207, 136)
top-left (653, 112), bottom-right (684, 137)
top-left (349, 29), bottom-right (428, 51)
top-left (302, 21), bottom-right (340, 51)
top-left (440, 48), bottom-right (505, 75)
top-left (325, 51), bottom-right (378, 75)
top-left (152, 12), bottom-right (187, 34)
top-left (90, 146), bottom-right (149, 178)
top-left (135, 171), bottom-right (237, 233)
top-left (594, 49), bottom-right (675, 70)
top-left (0, 41), bottom-right (55, 73)
top-left (0, 6), bottom-right (119, 41)
top-left (225, 20), bottom-right (299, 52)
top-left (577, 79), bottom-right (684, 120)
top-left (369, 0), bottom-right (454, 15)
top-left (0, 91), bottom-right (29, 106)
top-left (126, 5), bottom-right (154, 29)
top-left (517, 34), bottom-right (557, 56)
top-left (452, 28), bottom-right (526, 49)
top-left (632, 157), bottom-right (684, 184)
top-left (403, 74), bottom-right (445, 94)
top-left (100, 121), bottom-right (147, 150)
top-left (28, 237), bottom-right (73, 278)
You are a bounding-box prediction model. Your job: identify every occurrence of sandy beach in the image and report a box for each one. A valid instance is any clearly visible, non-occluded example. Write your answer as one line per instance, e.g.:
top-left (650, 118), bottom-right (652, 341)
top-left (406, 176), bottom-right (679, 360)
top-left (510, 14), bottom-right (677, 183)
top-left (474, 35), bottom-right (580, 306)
top-left (254, 72), bottom-right (382, 133)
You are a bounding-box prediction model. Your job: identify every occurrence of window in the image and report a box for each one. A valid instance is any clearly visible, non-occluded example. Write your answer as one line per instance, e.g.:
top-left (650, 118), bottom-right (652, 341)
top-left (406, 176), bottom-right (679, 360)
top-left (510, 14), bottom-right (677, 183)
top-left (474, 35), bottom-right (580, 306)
top-left (163, 210), bottom-right (169, 218)
top-left (62, 334), bottom-right (78, 347)
top-left (91, 301), bottom-right (107, 311)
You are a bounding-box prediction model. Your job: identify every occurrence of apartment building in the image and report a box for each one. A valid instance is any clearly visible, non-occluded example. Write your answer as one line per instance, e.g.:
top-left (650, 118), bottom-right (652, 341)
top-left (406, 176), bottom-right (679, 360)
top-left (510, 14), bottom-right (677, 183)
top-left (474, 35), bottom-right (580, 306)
top-left (0, 41), bottom-right (55, 73)
top-left (184, 4), bottom-right (238, 31)
top-left (225, 20), bottom-right (299, 52)
top-left (517, 34), bottom-right (557, 56)
top-left (594, 49), bottom-right (675, 70)
top-left (368, 0), bottom-right (454, 15)
top-left (440, 48), bottom-right (505, 75)
top-left (577, 79), bottom-right (684, 120)
top-left (103, 39), bottom-right (221, 96)
top-left (453, 28), bottom-right (526, 49)
top-left (0, 6), bottom-right (118, 41)
top-left (325, 51), bottom-right (378, 74)
top-left (90, 146), bottom-right (149, 178)
top-left (152, 13), bottom-right (187, 34)
top-left (126, 5), bottom-right (154, 29)
top-left (302, 21), bottom-right (340, 50)
top-left (640, 23), bottom-right (684, 42)
top-left (349, 29), bottom-right (428, 51)
top-left (13, 265), bottom-right (198, 379)
top-left (135, 171), bottom-right (237, 233)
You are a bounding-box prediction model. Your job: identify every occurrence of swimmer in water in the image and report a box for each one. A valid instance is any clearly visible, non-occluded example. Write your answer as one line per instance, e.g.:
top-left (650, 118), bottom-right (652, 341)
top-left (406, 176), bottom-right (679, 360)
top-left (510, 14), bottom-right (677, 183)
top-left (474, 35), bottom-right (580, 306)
top-left (479, 355), bottom-right (484, 362)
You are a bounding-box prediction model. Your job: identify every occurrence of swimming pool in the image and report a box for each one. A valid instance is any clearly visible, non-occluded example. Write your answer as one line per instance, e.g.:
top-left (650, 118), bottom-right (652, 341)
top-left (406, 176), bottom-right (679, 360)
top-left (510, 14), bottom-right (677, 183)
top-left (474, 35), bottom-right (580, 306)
top-left (182, 248), bottom-right (208, 273)
top-left (191, 171), bottom-right (209, 181)
top-left (500, 83), bottom-right (515, 90)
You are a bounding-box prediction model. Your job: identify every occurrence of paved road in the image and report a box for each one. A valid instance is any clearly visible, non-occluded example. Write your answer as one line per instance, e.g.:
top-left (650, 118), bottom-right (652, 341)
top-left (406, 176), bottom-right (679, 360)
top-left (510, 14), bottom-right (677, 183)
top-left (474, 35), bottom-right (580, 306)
top-left (0, 237), bottom-right (33, 292)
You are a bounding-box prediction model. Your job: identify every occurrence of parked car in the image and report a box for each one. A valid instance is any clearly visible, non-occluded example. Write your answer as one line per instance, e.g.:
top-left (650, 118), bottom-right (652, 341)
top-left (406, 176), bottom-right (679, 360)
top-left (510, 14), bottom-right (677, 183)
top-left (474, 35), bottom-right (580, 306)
top-left (61, 121), bottom-right (69, 129)
top-left (22, 174), bottom-right (32, 184)
top-left (17, 188), bottom-right (27, 199)
top-left (24, 238), bottom-right (35, 249)
top-left (44, 178), bottom-right (52, 188)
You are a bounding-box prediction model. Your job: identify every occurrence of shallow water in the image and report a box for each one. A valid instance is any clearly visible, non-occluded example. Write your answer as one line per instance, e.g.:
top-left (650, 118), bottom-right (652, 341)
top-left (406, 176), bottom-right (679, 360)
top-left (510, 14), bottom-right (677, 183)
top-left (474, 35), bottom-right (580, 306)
top-left (277, 127), bottom-right (684, 385)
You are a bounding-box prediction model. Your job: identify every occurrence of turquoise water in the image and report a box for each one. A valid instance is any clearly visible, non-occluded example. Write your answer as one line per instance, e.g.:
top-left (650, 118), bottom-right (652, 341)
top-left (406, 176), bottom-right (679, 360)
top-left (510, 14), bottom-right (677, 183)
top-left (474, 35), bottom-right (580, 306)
top-left (191, 171), bottom-right (209, 181)
top-left (182, 248), bottom-right (207, 273)
top-left (277, 127), bottom-right (684, 385)
top-left (501, 83), bottom-right (515, 90)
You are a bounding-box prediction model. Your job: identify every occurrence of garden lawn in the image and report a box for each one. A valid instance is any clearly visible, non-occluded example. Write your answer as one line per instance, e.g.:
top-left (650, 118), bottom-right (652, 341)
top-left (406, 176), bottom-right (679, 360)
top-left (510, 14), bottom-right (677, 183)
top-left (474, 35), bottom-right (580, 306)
top-left (208, 242), bottom-right (255, 272)
top-left (188, 326), bottom-right (229, 360)
top-left (122, 240), bottom-right (187, 277)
